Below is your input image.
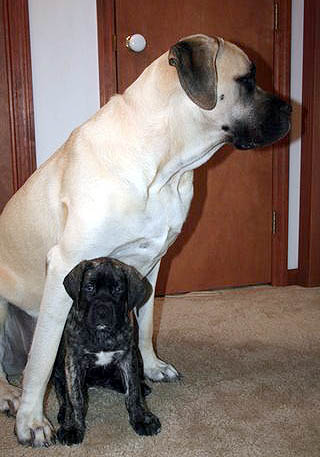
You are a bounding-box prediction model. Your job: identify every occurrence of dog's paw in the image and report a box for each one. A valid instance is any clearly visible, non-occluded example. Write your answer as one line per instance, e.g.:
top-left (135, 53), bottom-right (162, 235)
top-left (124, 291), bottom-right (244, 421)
top-left (15, 410), bottom-right (56, 447)
top-left (57, 426), bottom-right (85, 446)
top-left (0, 379), bottom-right (21, 417)
top-left (131, 412), bottom-right (161, 436)
top-left (143, 357), bottom-right (181, 382)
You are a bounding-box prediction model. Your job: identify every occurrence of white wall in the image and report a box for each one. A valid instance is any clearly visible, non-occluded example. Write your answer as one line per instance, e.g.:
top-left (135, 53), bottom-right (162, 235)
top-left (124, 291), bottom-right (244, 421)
top-left (288, 0), bottom-right (304, 269)
top-left (28, 0), bottom-right (100, 166)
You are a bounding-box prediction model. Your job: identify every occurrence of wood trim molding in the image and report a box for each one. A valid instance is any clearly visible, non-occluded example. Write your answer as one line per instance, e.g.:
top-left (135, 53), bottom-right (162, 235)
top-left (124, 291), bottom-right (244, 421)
top-left (271, 0), bottom-right (291, 286)
top-left (3, 0), bottom-right (36, 191)
top-left (96, 0), bottom-right (117, 106)
top-left (288, 268), bottom-right (298, 285)
top-left (297, 0), bottom-right (320, 287)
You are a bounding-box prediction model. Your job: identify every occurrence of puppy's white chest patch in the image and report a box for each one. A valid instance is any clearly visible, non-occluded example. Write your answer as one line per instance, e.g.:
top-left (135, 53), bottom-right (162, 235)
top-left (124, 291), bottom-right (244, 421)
top-left (95, 351), bottom-right (123, 367)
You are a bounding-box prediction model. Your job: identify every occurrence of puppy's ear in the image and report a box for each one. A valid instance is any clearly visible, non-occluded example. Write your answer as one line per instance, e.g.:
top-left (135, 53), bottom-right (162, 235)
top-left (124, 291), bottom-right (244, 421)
top-left (168, 35), bottom-right (220, 110)
top-left (63, 260), bottom-right (90, 302)
top-left (123, 265), bottom-right (153, 313)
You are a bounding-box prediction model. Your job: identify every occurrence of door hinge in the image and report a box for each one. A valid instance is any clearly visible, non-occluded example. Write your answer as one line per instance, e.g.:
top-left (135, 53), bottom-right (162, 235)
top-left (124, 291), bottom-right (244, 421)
top-left (112, 34), bottom-right (117, 52)
top-left (274, 2), bottom-right (279, 31)
top-left (272, 210), bottom-right (277, 234)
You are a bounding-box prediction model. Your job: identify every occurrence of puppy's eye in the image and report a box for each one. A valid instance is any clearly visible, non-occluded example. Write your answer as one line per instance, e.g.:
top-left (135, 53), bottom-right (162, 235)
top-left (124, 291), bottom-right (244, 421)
top-left (85, 282), bottom-right (95, 293)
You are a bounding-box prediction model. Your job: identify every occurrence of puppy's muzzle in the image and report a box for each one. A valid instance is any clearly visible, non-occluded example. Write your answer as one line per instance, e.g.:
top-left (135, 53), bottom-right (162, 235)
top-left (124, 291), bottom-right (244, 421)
top-left (87, 303), bottom-right (115, 329)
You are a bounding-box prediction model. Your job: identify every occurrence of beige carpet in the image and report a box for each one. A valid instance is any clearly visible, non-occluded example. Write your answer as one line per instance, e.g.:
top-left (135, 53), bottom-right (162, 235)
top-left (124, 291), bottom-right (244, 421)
top-left (1, 285), bottom-right (320, 457)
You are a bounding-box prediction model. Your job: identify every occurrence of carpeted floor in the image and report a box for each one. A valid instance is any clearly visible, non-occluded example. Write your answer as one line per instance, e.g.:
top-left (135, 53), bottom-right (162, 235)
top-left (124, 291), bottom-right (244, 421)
top-left (1, 285), bottom-right (320, 457)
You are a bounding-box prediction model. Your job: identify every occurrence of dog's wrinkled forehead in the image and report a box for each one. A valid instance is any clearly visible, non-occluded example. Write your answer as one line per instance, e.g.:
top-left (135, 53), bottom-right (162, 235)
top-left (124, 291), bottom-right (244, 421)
top-left (84, 259), bottom-right (125, 284)
top-left (218, 40), bottom-right (252, 80)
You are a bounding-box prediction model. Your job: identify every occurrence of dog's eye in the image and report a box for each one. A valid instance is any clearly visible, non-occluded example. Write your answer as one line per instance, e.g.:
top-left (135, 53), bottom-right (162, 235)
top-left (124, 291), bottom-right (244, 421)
top-left (237, 75), bottom-right (255, 93)
top-left (85, 282), bottom-right (95, 293)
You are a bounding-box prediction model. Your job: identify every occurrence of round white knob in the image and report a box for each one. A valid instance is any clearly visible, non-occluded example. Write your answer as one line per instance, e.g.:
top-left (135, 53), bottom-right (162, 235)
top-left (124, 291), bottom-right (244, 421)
top-left (126, 34), bottom-right (147, 53)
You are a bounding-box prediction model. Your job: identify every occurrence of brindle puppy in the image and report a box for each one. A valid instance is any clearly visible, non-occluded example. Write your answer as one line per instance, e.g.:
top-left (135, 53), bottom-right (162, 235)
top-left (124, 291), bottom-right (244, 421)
top-left (52, 257), bottom-right (161, 446)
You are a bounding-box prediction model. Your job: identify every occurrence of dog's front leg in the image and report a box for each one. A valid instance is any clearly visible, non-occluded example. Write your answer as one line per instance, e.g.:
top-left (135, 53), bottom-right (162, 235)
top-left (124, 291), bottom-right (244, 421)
top-left (137, 261), bottom-right (180, 381)
top-left (120, 347), bottom-right (160, 436)
top-left (55, 349), bottom-right (88, 446)
top-left (15, 247), bottom-right (73, 447)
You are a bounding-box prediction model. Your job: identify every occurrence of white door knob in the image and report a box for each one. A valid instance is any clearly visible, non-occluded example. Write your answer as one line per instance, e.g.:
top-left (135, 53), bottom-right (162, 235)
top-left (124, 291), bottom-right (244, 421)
top-left (126, 34), bottom-right (147, 53)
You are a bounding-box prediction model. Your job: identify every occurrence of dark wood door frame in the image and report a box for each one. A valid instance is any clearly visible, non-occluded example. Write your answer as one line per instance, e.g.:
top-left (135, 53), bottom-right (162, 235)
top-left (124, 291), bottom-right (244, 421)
top-left (297, 0), bottom-right (320, 287)
top-left (2, 0), bottom-right (36, 193)
top-left (271, 0), bottom-right (291, 286)
top-left (97, 0), bottom-right (291, 287)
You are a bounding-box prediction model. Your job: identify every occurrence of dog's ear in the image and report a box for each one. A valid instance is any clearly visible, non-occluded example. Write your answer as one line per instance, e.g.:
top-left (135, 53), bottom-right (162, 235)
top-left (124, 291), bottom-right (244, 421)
top-left (168, 35), bottom-right (220, 110)
top-left (63, 260), bottom-right (90, 302)
top-left (122, 265), bottom-right (153, 313)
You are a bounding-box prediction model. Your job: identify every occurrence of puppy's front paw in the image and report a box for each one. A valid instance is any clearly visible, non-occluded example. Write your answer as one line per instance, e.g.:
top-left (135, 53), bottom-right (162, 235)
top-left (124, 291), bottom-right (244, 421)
top-left (131, 412), bottom-right (161, 436)
top-left (57, 426), bottom-right (85, 446)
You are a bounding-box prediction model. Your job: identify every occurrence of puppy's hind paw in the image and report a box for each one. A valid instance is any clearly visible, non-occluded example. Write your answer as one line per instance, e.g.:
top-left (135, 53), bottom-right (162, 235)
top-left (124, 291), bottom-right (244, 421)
top-left (57, 426), bottom-right (85, 446)
top-left (131, 412), bottom-right (161, 436)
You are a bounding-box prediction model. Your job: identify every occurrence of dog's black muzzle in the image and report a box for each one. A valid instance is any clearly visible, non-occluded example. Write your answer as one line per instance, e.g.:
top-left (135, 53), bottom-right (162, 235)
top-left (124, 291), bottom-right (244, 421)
top-left (232, 91), bottom-right (292, 150)
top-left (87, 302), bottom-right (116, 330)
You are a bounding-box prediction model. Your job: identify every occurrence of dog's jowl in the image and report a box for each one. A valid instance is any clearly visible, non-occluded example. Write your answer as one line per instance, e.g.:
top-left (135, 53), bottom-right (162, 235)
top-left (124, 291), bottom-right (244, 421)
top-left (52, 257), bottom-right (160, 445)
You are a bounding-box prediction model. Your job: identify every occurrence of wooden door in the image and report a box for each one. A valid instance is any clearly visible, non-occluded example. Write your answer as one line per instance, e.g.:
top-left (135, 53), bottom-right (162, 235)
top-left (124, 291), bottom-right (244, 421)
top-left (112, 0), bottom-right (283, 294)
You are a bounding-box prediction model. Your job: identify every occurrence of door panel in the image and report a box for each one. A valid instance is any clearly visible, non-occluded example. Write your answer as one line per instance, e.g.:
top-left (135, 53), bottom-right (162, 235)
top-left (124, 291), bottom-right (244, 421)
top-left (115, 0), bottom-right (275, 294)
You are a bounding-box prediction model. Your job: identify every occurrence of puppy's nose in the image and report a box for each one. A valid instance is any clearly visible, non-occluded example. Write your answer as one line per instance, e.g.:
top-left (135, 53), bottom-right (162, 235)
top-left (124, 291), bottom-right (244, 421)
top-left (95, 304), bottom-right (110, 323)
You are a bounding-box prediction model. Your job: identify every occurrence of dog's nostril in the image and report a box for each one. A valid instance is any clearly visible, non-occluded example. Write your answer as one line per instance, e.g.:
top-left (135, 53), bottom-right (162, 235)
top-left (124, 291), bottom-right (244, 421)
top-left (280, 102), bottom-right (292, 115)
top-left (97, 307), bottom-right (106, 316)
top-left (95, 305), bottom-right (109, 322)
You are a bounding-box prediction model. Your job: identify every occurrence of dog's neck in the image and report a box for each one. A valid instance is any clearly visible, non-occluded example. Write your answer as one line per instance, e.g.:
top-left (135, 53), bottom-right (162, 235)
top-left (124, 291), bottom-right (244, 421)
top-left (124, 52), bottom-right (227, 190)
top-left (96, 52), bottom-right (226, 192)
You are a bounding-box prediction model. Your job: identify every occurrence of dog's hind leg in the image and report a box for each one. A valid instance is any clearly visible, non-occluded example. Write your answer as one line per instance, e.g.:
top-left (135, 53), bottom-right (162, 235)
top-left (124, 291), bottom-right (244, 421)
top-left (0, 297), bottom-right (21, 416)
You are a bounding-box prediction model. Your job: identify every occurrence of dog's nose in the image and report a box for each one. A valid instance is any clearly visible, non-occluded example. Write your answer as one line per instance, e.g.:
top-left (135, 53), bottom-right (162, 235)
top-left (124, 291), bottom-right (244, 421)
top-left (280, 101), bottom-right (292, 115)
top-left (87, 303), bottom-right (114, 329)
top-left (95, 304), bottom-right (109, 323)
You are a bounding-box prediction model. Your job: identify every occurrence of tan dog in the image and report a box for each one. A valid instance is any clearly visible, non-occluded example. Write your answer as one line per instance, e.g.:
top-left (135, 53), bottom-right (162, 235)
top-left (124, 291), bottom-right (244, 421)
top-left (0, 34), bottom-right (290, 446)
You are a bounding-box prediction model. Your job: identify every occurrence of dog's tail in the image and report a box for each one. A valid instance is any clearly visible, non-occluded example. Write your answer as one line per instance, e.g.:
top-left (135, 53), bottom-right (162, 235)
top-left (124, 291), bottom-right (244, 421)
top-left (2, 303), bottom-right (36, 376)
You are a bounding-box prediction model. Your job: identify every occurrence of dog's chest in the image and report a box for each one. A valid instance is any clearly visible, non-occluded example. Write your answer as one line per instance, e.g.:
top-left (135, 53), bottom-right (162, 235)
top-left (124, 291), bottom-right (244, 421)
top-left (149, 172), bottom-right (193, 241)
top-left (112, 172), bottom-right (194, 273)
top-left (94, 350), bottom-right (123, 367)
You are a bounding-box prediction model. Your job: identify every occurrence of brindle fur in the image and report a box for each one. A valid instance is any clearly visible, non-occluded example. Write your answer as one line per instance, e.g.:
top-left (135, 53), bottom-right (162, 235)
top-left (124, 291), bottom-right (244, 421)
top-left (52, 257), bottom-right (160, 445)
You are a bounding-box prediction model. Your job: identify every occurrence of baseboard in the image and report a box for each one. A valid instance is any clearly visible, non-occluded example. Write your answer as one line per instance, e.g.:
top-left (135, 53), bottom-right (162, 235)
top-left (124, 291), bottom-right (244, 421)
top-left (288, 269), bottom-right (299, 285)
